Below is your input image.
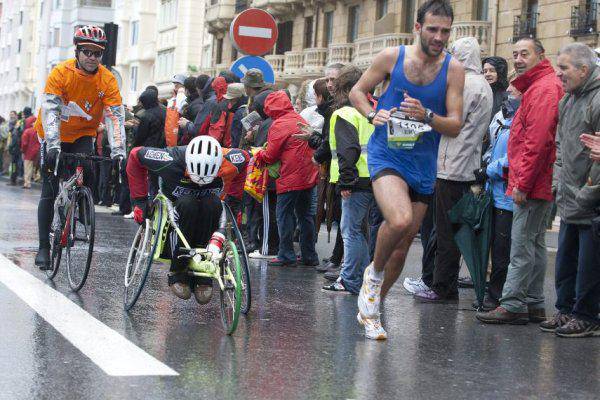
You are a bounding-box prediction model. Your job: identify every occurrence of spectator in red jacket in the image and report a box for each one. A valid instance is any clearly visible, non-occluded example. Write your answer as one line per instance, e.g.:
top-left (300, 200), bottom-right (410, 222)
top-left (255, 91), bottom-right (319, 267)
top-left (20, 115), bottom-right (39, 189)
top-left (477, 38), bottom-right (564, 325)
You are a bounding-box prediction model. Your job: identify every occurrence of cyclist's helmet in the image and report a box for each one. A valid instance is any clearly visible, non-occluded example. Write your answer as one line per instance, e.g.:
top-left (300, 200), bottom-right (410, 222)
top-left (185, 136), bottom-right (223, 185)
top-left (73, 25), bottom-right (107, 50)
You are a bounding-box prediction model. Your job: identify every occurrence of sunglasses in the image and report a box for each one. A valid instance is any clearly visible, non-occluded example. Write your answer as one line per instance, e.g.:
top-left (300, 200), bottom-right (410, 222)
top-left (80, 48), bottom-right (104, 58)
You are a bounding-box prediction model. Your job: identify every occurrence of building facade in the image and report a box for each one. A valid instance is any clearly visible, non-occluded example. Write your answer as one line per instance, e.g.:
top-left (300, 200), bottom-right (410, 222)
top-left (152, 0), bottom-right (212, 98)
top-left (204, 0), bottom-right (594, 86)
top-left (0, 0), bottom-right (38, 114)
top-left (113, 0), bottom-right (157, 106)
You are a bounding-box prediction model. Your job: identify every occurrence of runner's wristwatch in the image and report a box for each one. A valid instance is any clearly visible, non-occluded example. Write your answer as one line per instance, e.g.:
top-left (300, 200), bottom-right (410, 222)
top-left (423, 108), bottom-right (434, 124)
top-left (367, 111), bottom-right (377, 125)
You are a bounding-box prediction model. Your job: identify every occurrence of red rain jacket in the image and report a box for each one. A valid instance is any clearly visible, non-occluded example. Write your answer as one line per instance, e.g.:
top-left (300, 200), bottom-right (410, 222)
top-left (507, 59), bottom-right (564, 201)
top-left (256, 91), bottom-right (318, 194)
top-left (20, 116), bottom-right (40, 161)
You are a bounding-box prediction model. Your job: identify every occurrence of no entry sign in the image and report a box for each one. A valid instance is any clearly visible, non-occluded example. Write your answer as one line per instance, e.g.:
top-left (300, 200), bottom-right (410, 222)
top-left (230, 8), bottom-right (278, 56)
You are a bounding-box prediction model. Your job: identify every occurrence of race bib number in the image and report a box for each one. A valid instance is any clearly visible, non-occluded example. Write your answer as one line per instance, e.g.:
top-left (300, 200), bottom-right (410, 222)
top-left (387, 112), bottom-right (432, 150)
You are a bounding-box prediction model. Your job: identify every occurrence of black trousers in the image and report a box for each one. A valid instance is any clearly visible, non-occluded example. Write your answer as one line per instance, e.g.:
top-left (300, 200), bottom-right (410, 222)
top-left (488, 208), bottom-right (513, 302)
top-left (169, 194), bottom-right (222, 285)
top-left (329, 191), bottom-right (344, 265)
top-left (431, 179), bottom-right (472, 298)
top-left (420, 197), bottom-right (437, 287)
top-left (37, 137), bottom-right (94, 249)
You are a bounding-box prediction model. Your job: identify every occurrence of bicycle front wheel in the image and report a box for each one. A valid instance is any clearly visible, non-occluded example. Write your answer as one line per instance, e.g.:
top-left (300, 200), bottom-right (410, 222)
top-left (65, 186), bottom-right (95, 292)
top-left (46, 224), bottom-right (62, 279)
top-left (124, 199), bottom-right (164, 311)
top-left (223, 203), bottom-right (251, 314)
top-left (219, 240), bottom-right (242, 335)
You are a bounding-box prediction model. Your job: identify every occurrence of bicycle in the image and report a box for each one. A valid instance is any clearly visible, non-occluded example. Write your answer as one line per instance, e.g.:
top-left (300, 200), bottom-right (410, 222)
top-left (123, 190), bottom-right (252, 335)
top-left (46, 152), bottom-right (112, 291)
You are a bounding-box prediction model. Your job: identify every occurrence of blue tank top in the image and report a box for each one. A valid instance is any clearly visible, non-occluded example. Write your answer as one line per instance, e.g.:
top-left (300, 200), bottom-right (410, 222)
top-left (367, 45), bottom-right (451, 194)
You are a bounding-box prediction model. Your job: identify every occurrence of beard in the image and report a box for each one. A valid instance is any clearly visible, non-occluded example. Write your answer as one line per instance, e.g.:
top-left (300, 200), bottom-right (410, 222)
top-left (419, 35), bottom-right (444, 57)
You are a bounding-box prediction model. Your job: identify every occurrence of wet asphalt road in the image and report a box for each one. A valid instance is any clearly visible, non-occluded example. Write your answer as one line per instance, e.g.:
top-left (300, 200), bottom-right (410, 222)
top-left (0, 180), bottom-right (599, 400)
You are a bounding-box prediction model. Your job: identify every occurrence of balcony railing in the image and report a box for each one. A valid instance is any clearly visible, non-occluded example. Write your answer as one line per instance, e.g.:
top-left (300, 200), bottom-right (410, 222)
top-left (283, 50), bottom-right (304, 76)
top-left (205, 0), bottom-right (236, 35)
top-left (79, 0), bottom-right (112, 6)
top-left (451, 21), bottom-right (492, 55)
top-left (251, 0), bottom-right (301, 18)
top-left (328, 43), bottom-right (354, 65)
top-left (570, 3), bottom-right (598, 37)
top-left (513, 12), bottom-right (539, 42)
top-left (265, 54), bottom-right (285, 75)
top-left (354, 33), bottom-right (413, 69)
top-left (303, 48), bottom-right (328, 75)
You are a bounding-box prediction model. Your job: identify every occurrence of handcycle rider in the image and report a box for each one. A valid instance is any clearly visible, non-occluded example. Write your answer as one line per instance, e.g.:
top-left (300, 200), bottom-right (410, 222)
top-left (126, 135), bottom-right (249, 303)
top-left (34, 26), bottom-right (126, 269)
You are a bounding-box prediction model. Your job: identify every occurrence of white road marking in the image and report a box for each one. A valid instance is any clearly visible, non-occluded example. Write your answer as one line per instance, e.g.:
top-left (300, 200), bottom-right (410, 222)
top-left (238, 26), bottom-right (272, 39)
top-left (0, 253), bottom-right (178, 377)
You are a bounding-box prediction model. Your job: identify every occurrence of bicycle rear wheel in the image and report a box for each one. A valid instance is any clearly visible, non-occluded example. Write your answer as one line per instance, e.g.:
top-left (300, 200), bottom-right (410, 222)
top-left (124, 199), bottom-right (164, 311)
top-left (223, 203), bottom-right (251, 314)
top-left (65, 186), bottom-right (95, 291)
top-left (219, 240), bottom-right (242, 335)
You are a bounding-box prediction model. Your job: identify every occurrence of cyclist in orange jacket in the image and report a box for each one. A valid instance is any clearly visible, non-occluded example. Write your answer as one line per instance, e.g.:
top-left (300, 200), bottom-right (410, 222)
top-left (34, 26), bottom-right (126, 269)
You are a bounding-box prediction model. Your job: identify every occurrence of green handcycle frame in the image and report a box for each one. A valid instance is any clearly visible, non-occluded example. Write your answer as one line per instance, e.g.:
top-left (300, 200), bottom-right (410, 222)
top-left (124, 191), bottom-right (250, 335)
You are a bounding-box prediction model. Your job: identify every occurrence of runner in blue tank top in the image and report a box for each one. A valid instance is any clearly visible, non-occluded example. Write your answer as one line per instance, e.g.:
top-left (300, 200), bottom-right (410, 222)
top-left (349, 0), bottom-right (465, 340)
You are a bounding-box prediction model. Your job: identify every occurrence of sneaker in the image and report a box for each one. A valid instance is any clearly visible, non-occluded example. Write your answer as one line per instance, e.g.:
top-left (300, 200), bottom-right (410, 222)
top-left (357, 312), bottom-right (387, 340)
top-left (193, 283), bottom-right (213, 304)
top-left (324, 265), bottom-right (341, 281)
top-left (471, 296), bottom-right (499, 311)
top-left (555, 317), bottom-right (600, 338)
top-left (169, 282), bottom-right (192, 300)
top-left (248, 250), bottom-right (275, 260)
top-left (540, 312), bottom-right (572, 333)
top-left (528, 307), bottom-right (546, 323)
top-left (316, 261), bottom-right (338, 273)
top-left (476, 306), bottom-right (529, 325)
top-left (357, 263), bottom-right (382, 319)
top-left (413, 289), bottom-right (458, 303)
top-left (123, 211), bottom-right (134, 219)
top-left (301, 259), bottom-right (320, 267)
top-left (35, 247), bottom-right (51, 270)
top-left (268, 258), bottom-right (297, 267)
top-left (322, 278), bottom-right (352, 294)
top-left (403, 277), bottom-right (430, 294)
top-left (458, 276), bottom-right (474, 288)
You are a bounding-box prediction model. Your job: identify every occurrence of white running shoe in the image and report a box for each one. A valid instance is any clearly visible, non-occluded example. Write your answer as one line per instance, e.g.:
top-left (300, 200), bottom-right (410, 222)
top-left (402, 277), bottom-right (430, 294)
top-left (248, 250), bottom-right (275, 260)
top-left (123, 211), bottom-right (134, 219)
top-left (357, 312), bottom-right (387, 340)
top-left (357, 263), bottom-right (382, 319)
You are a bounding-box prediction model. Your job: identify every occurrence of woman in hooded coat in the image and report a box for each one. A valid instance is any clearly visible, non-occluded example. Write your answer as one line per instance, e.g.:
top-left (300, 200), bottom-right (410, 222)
top-left (482, 56), bottom-right (509, 120)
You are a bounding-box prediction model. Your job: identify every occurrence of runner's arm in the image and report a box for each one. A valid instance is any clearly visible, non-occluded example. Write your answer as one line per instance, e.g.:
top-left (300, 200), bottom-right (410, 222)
top-left (435, 59), bottom-right (464, 137)
top-left (349, 47), bottom-right (396, 119)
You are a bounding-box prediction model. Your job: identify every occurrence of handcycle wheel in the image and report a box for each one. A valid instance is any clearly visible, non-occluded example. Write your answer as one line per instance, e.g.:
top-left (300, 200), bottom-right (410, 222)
top-left (124, 198), bottom-right (164, 311)
top-left (223, 203), bottom-right (251, 314)
top-left (65, 186), bottom-right (95, 292)
top-left (46, 224), bottom-right (62, 279)
top-left (219, 240), bottom-right (242, 335)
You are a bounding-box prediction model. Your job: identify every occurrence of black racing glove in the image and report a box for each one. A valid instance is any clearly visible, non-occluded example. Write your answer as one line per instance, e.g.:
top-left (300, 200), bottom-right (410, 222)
top-left (45, 148), bottom-right (60, 173)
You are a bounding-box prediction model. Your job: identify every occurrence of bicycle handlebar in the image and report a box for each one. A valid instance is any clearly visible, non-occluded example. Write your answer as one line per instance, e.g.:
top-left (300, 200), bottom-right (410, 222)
top-left (60, 153), bottom-right (112, 162)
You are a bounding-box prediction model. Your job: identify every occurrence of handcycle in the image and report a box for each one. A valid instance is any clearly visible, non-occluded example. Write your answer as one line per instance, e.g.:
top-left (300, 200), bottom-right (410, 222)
top-left (123, 189), bottom-right (252, 335)
top-left (46, 152), bottom-right (113, 291)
